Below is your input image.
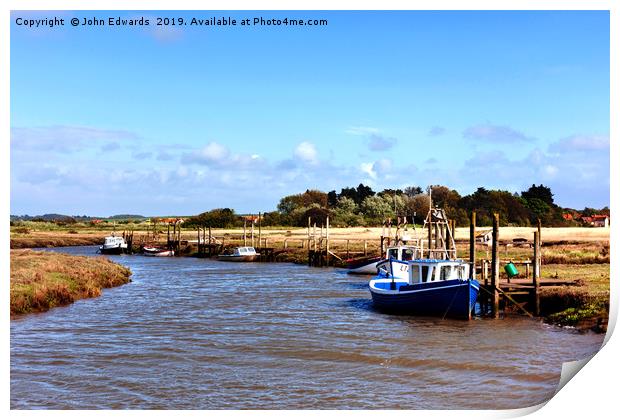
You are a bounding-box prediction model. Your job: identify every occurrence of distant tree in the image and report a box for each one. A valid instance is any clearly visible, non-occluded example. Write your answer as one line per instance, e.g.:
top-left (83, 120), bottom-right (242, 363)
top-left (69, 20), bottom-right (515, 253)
top-left (521, 184), bottom-right (554, 206)
top-left (458, 187), bottom-right (531, 226)
top-left (186, 208), bottom-right (239, 228)
top-left (327, 190), bottom-right (338, 208)
top-left (333, 197), bottom-right (364, 227)
top-left (277, 195), bottom-right (302, 215)
top-left (339, 186), bottom-right (358, 204)
top-left (581, 207), bottom-right (599, 217)
top-left (429, 185), bottom-right (461, 210)
top-left (261, 211), bottom-right (283, 226)
top-left (360, 195), bottom-right (394, 225)
top-left (404, 194), bottom-right (430, 224)
top-left (378, 188), bottom-right (404, 198)
top-left (404, 186), bottom-right (423, 197)
top-left (299, 189), bottom-right (328, 208)
top-left (525, 198), bottom-right (552, 224)
top-left (356, 183), bottom-right (375, 204)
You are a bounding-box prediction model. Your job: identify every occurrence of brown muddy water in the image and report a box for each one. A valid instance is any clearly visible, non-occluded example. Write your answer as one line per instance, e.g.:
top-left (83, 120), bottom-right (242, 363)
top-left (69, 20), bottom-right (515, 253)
top-left (11, 246), bottom-right (604, 409)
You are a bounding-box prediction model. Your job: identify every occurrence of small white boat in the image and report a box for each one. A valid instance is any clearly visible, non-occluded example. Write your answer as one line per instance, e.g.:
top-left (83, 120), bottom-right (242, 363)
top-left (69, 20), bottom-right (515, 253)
top-left (99, 236), bottom-right (128, 255)
top-left (347, 245), bottom-right (422, 276)
top-left (217, 246), bottom-right (260, 262)
top-left (143, 246), bottom-right (175, 257)
top-left (345, 255), bottom-right (384, 274)
top-left (376, 245), bottom-right (423, 279)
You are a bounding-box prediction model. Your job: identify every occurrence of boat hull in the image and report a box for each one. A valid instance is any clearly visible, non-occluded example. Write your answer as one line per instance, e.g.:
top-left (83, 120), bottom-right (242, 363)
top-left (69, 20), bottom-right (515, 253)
top-left (369, 279), bottom-right (479, 319)
top-left (376, 259), bottom-right (410, 280)
top-left (143, 250), bottom-right (174, 257)
top-left (217, 255), bottom-right (258, 262)
top-left (100, 246), bottom-right (125, 255)
top-left (346, 256), bottom-right (382, 274)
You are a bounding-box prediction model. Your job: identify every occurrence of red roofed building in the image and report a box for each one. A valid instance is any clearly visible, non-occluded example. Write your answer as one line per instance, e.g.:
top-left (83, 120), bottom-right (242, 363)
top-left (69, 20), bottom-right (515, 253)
top-left (582, 215), bottom-right (609, 227)
top-left (591, 215), bottom-right (609, 227)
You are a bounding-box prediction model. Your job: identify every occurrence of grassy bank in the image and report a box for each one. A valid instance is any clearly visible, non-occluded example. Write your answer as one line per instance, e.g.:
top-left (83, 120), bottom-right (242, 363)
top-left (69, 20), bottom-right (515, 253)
top-left (10, 250), bottom-right (132, 315)
top-left (538, 264), bottom-right (610, 332)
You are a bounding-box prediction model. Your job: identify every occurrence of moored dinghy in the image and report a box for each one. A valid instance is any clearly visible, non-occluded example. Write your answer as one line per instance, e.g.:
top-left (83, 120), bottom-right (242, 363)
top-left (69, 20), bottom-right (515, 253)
top-left (143, 246), bottom-right (175, 257)
top-left (99, 235), bottom-right (128, 255)
top-left (217, 246), bottom-right (260, 262)
top-left (345, 255), bottom-right (383, 274)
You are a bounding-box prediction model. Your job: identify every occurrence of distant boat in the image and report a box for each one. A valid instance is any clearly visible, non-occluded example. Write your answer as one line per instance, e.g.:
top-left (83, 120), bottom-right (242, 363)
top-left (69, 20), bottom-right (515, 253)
top-left (346, 244), bottom-right (421, 275)
top-left (345, 255), bottom-right (383, 274)
top-left (143, 246), bottom-right (174, 257)
top-left (369, 258), bottom-right (479, 319)
top-left (99, 235), bottom-right (128, 255)
top-left (217, 246), bottom-right (260, 262)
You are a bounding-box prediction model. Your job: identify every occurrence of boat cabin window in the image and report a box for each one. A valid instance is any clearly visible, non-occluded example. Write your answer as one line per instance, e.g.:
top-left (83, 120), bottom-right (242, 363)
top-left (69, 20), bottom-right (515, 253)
top-left (421, 265), bottom-right (435, 282)
top-left (402, 248), bottom-right (415, 261)
top-left (239, 247), bottom-right (247, 253)
top-left (247, 247), bottom-right (255, 253)
top-left (421, 266), bottom-right (429, 282)
top-left (409, 265), bottom-right (421, 283)
top-left (388, 248), bottom-right (399, 260)
top-left (440, 265), bottom-right (454, 280)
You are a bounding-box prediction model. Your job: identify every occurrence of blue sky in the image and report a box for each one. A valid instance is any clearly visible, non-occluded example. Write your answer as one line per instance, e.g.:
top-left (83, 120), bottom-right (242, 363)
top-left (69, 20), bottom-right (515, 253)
top-left (10, 10), bottom-right (610, 216)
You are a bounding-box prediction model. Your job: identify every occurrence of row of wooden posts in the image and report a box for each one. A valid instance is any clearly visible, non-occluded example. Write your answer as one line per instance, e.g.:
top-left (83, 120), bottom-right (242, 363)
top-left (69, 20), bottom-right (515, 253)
top-left (134, 210), bottom-right (544, 318)
top-left (473, 212), bottom-right (542, 318)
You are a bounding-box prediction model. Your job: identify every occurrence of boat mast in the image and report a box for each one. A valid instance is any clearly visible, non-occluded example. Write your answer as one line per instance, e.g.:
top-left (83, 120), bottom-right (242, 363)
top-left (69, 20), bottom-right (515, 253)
top-left (427, 186), bottom-right (432, 258)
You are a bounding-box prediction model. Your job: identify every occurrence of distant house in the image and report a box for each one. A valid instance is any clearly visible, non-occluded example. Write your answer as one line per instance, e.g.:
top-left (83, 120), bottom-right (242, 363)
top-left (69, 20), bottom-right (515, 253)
top-left (582, 215), bottom-right (609, 227)
top-left (562, 213), bottom-right (574, 221)
top-left (591, 215), bottom-right (610, 227)
top-left (158, 218), bottom-right (185, 225)
top-left (476, 230), bottom-right (493, 245)
top-left (242, 215), bottom-right (261, 224)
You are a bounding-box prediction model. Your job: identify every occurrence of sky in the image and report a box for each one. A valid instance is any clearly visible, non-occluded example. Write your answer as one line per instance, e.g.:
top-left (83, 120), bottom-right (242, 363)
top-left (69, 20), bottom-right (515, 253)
top-left (10, 10), bottom-right (610, 216)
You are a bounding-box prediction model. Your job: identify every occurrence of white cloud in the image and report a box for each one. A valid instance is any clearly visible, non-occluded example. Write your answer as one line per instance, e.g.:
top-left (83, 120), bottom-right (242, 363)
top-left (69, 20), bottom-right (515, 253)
top-left (182, 142), bottom-right (230, 165)
top-left (548, 135), bottom-right (609, 153)
top-left (345, 126), bottom-right (380, 136)
top-left (346, 126), bottom-right (397, 151)
top-left (11, 125), bottom-right (140, 154)
top-left (463, 124), bottom-right (535, 143)
top-left (200, 142), bottom-right (230, 161)
top-left (294, 141), bottom-right (318, 164)
top-left (360, 162), bottom-right (376, 179)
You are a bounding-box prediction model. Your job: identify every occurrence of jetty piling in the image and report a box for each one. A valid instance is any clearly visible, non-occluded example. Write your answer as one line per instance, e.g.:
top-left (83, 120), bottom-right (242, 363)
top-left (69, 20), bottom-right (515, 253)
top-left (469, 211), bottom-right (476, 276)
top-left (491, 213), bottom-right (500, 318)
top-left (533, 231), bottom-right (541, 316)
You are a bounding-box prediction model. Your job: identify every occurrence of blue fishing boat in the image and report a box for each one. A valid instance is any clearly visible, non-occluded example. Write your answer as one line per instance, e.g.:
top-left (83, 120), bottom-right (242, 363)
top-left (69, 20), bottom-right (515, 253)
top-left (369, 258), bottom-right (479, 319)
top-left (369, 193), bottom-right (479, 319)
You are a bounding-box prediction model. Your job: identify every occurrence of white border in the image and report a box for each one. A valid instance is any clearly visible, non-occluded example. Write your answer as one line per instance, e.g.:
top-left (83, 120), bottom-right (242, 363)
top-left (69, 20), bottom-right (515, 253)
top-left (3, 1), bottom-right (617, 419)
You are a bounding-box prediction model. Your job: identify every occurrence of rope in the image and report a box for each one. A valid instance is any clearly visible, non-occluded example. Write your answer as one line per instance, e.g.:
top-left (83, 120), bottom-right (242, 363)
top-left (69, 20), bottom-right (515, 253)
top-left (441, 283), bottom-right (463, 320)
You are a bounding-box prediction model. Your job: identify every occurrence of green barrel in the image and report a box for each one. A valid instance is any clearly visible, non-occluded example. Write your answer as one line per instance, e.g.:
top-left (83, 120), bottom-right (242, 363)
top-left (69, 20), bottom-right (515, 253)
top-left (504, 262), bottom-right (519, 278)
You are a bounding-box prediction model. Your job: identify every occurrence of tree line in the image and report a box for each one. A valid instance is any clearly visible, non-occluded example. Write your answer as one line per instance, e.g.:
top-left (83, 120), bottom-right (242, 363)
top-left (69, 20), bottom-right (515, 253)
top-left (183, 183), bottom-right (609, 228)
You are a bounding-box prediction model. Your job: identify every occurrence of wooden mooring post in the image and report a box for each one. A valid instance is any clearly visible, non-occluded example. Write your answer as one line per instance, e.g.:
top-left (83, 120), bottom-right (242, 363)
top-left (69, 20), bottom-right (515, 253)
top-left (251, 217), bottom-right (255, 248)
top-left (491, 213), bottom-right (500, 318)
top-left (532, 231), bottom-right (541, 316)
top-left (469, 211), bottom-right (476, 278)
top-left (258, 212), bottom-right (262, 249)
